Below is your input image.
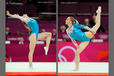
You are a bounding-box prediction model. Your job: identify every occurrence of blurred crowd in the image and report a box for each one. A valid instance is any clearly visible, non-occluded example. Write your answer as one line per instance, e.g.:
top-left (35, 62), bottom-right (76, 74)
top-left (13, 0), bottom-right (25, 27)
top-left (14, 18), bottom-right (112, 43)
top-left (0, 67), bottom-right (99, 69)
top-left (6, 27), bottom-right (56, 36)
top-left (6, 26), bottom-right (56, 44)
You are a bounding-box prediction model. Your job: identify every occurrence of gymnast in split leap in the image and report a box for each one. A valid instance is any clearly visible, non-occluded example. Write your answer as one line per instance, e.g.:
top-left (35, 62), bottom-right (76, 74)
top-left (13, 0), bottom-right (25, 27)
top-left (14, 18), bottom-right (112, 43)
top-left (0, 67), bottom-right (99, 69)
top-left (65, 6), bottom-right (101, 71)
top-left (7, 11), bottom-right (52, 68)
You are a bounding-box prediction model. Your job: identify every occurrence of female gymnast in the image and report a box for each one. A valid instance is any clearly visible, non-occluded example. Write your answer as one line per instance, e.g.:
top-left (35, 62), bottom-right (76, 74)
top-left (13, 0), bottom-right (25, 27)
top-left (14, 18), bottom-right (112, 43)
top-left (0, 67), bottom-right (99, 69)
top-left (6, 11), bottom-right (52, 68)
top-left (65, 6), bottom-right (101, 71)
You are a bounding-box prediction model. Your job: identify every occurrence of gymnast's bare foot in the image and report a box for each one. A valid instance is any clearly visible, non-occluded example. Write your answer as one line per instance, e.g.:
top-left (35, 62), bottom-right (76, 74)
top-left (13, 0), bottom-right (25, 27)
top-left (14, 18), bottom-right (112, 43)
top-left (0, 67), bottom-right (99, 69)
top-left (29, 62), bottom-right (33, 69)
top-left (73, 68), bottom-right (79, 71)
top-left (44, 46), bottom-right (48, 55)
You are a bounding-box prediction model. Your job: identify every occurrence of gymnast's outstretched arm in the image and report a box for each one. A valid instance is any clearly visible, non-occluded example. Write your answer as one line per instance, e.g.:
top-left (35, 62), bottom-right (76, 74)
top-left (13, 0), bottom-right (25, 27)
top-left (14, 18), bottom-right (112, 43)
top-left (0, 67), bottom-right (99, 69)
top-left (84, 25), bottom-right (96, 34)
top-left (6, 11), bottom-right (29, 24)
top-left (77, 24), bottom-right (96, 33)
top-left (84, 26), bottom-right (91, 30)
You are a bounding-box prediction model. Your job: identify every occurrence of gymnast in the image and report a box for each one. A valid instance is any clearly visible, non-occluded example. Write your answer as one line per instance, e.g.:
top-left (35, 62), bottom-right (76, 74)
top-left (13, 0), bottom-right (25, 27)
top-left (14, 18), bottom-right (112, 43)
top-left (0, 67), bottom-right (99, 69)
top-left (7, 11), bottom-right (52, 68)
top-left (65, 6), bottom-right (101, 71)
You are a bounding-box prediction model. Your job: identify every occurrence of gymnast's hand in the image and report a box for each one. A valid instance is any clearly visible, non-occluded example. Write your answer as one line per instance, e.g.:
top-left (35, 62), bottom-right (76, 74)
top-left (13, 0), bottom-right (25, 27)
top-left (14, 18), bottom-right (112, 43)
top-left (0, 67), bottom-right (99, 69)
top-left (6, 11), bottom-right (11, 16)
top-left (27, 29), bottom-right (32, 33)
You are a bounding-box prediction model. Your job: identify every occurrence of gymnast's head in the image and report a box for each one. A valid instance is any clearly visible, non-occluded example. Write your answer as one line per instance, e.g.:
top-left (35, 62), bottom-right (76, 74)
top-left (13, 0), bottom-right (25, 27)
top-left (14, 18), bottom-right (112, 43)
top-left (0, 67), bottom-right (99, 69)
top-left (22, 14), bottom-right (29, 18)
top-left (65, 16), bottom-right (79, 27)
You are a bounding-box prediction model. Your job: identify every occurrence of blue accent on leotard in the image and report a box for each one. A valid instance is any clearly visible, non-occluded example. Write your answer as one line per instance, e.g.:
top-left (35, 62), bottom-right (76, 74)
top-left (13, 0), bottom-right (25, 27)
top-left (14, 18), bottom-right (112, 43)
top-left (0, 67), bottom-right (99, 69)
top-left (27, 19), bottom-right (39, 39)
top-left (74, 19), bottom-right (77, 21)
top-left (69, 24), bottom-right (90, 42)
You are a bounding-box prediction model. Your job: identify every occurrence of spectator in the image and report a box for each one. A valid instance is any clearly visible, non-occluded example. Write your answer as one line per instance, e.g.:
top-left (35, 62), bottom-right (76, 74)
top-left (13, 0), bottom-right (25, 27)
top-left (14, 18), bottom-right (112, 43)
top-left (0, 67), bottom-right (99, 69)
top-left (60, 25), bottom-right (66, 33)
top-left (15, 30), bottom-right (21, 35)
top-left (89, 14), bottom-right (105, 32)
top-left (41, 29), bottom-right (46, 32)
top-left (19, 37), bottom-right (24, 44)
top-left (89, 14), bottom-right (96, 28)
top-left (6, 26), bottom-right (11, 35)
top-left (52, 29), bottom-right (56, 36)
top-left (84, 18), bottom-right (91, 27)
top-left (63, 38), bottom-right (68, 42)
top-left (82, 18), bottom-right (91, 32)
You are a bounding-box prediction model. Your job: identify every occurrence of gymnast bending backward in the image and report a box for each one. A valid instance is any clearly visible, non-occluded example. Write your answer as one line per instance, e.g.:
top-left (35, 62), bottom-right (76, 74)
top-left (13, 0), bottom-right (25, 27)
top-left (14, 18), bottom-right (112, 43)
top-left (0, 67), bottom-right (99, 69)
top-left (65, 6), bottom-right (101, 71)
top-left (6, 11), bottom-right (52, 68)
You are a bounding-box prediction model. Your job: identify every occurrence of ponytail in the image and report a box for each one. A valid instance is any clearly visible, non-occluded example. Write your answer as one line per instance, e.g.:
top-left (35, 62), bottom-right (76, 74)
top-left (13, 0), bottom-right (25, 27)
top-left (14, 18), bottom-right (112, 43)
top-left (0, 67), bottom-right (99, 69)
top-left (69, 16), bottom-right (79, 24)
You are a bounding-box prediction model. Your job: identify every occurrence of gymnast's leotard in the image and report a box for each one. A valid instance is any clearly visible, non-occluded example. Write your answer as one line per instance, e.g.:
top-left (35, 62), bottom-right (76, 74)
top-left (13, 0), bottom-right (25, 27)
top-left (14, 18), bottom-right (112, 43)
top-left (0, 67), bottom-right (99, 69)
top-left (10, 15), bottom-right (39, 39)
top-left (26, 19), bottom-right (39, 39)
top-left (66, 24), bottom-right (90, 45)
